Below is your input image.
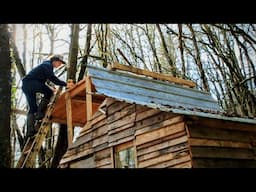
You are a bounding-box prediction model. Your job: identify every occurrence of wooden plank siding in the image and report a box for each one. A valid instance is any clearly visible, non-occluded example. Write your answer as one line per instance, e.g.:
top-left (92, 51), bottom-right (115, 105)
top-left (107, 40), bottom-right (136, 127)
top-left (186, 116), bottom-right (256, 168)
top-left (60, 98), bottom-right (192, 168)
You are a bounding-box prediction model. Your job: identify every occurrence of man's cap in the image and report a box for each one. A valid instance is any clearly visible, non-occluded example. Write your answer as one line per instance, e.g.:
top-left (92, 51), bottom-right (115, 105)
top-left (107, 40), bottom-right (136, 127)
top-left (50, 54), bottom-right (66, 64)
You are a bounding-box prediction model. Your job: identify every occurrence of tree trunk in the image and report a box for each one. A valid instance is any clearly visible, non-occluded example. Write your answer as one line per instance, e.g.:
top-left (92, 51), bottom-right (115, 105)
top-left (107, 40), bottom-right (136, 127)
top-left (78, 24), bottom-right (92, 81)
top-left (67, 24), bottom-right (79, 82)
top-left (178, 24), bottom-right (186, 77)
top-left (50, 124), bottom-right (68, 168)
top-left (0, 24), bottom-right (11, 167)
top-left (187, 24), bottom-right (209, 92)
top-left (156, 24), bottom-right (176, 76)
top-left (22, 24), bottom-right (27, 69)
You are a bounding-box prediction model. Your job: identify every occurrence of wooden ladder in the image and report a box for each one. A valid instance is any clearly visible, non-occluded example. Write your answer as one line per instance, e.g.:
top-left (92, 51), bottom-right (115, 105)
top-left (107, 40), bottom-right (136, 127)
top-left (16, 87), bottom-right (63, 168)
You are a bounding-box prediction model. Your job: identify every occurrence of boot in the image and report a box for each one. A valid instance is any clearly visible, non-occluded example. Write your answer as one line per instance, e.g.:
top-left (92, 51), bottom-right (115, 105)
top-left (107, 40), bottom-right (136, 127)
top-left (35, 97), bottom-right (50, 120)
top-left (26, 113), bottom-right (36, 138)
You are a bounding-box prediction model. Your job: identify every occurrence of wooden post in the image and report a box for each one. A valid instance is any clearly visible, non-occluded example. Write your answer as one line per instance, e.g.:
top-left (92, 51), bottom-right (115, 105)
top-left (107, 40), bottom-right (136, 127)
top-left (86, 76), bottom-right (92, 121)
top-left (65, 91), bottom-right (73, 147)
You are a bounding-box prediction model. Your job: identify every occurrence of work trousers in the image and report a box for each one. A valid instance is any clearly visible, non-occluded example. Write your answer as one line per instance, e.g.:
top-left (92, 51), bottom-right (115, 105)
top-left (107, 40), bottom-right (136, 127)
top-left (22, 79), bottom-right (53, 114)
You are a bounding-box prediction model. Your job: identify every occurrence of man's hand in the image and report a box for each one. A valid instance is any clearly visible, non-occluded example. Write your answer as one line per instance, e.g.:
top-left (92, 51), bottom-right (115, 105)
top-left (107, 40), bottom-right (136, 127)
top-left (67, 79), bottom-right (75, 89)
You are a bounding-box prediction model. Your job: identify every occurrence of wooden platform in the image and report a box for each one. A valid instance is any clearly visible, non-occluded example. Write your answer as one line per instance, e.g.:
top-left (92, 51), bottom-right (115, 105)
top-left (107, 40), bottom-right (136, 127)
top-left (51, 78), bottom-right (105, 127)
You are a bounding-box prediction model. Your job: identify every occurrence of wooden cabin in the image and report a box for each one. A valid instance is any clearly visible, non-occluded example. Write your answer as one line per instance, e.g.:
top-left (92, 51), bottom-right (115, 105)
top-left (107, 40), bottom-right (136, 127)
top-left (51, 63), bottom-right (256, 168)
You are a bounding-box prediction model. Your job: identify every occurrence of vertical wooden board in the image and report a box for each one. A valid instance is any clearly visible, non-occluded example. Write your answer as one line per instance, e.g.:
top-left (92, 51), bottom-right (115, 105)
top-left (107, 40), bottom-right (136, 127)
top-left (86, 76), bottom-right (93, 121)
top-left (110, 147), bottom-right (114, 168)
top-left (65, 92), bottom-right (73, 147)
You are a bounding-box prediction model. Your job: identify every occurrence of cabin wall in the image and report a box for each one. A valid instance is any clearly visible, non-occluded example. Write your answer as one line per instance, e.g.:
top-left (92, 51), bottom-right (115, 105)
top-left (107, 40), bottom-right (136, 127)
top-left (186, 116), bottom-right (256, 168)
top-left (59, 98), bottom-right (191, 168)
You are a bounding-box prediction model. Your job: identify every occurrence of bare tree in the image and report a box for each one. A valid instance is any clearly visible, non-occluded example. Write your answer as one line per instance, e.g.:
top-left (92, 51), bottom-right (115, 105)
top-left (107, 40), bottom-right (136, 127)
top-left (67, 24), bottom-right (80, 82)
top-left (78, 24), bottom-right (92, 81)
top-left (0, 24), bottom-right (11, 167)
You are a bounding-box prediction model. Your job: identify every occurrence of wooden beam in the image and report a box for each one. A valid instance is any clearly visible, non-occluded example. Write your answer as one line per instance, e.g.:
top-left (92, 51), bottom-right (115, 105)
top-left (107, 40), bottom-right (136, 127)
top-left (111, 62), bottom-right (196, 88)
top-left (65, 91), bottom-right (73, 147)
top-left (69, 79), bottom-right (86, 98)
top-left (86, 76), bottom-right (93, 121)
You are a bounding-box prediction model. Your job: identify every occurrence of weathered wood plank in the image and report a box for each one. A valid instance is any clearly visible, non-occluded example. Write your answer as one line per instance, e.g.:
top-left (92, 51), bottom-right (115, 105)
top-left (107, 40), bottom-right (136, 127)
top-left (136, 131), bottom-right (186, 150)
top-left (135, 115), bottom-right (183, 136)
top-left (188, 124), bottom-right (255, 142)
top-left (98, 164), bottom-right (112, 168)
top-left (192, 158), bottom-right (256, 168)
top-left (60, 148), bottom-right (93, 164)
top-left (186, 116), bottom-right (256, 132)
top-left (62, 141), bottom-right (92, 159)
top-left (107, 100), bottom-right (130, 116)
top-left (148, 154), bottom-right (191, 168)
top-left (173, 161), bottom-right (192, 168)
top-left (70, 154), bottom-right (95, 168)
top-left (189, 138), bottom-right (252, 149)
top-left (135, 104), bottom-right (150, 114)
top-left (96, 157), bottom-right (111, 167)
top-left (136, 122), bottom-right (185, 146)
top-left (138, 153), bottom-right (174, 168)
top-left (191, 146), bottom-right (256, 160)
top-left (107, 104), bottom-right (135, 124)
top-left (86, 76), bottom-right (93, 121)
top-left (108, 135), bottom-right (134, 147)
top-left (95, 148), bottom-right (111, 161)
top-left (73, 131), bottom-right (93, 147)
top-left (93, 142), bottom-right (109, 153)
top-left (111, 62), bottom-right (196, 88)
top-left (108, 127), bottom-right (135, 143)
top-left (135, 108), bottom-right (161, 122)
top-left (137, 135), bottom-right (188, 157)
top-left (108, 122), bottom-right (134, 135)
top-left (108, 113), bottom-right (136, 130)
top-left (65, 91), bottom-right (73, 147)
top-left (135, 112), bottom-right (177, 131)
top-left (138, 143), bottom-right (189, 162)
top-left (92, 124), bottom-right (108, 140)
top-left (105, 97), bottom-right (117, 107)
top-left (92, 134), bottom-right (108, 148)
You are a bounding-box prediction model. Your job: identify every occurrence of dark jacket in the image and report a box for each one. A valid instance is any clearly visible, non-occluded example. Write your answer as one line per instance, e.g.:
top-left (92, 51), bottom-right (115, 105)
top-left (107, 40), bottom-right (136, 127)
top-left (23, 60), bottom-right (67, 86)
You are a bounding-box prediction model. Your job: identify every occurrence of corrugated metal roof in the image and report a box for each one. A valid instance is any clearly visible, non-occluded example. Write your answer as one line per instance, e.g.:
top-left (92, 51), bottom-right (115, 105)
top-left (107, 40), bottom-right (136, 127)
top-left (88, 65), bottom-right (256, 124)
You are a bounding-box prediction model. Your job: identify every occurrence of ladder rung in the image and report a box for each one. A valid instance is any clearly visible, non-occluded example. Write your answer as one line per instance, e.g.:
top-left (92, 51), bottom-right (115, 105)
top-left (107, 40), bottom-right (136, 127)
top-left (16, 86), bottom-right (63, 168)
top-left (24, 149), bottom-right (31, 154)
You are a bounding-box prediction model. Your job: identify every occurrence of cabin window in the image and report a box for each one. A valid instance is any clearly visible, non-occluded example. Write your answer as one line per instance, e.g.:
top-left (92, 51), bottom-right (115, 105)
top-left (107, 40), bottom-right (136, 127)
top-left (114, 141), bottom-right (136, 168)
